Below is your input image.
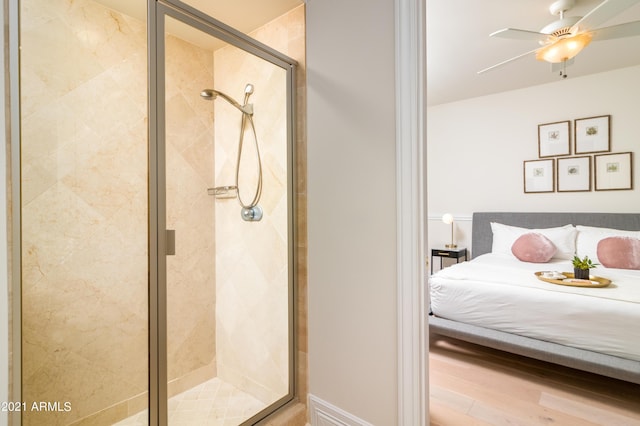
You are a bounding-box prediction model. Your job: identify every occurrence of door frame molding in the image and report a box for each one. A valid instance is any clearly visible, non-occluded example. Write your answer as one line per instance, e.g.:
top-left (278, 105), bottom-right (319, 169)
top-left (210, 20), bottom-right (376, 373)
top-left (395, 0), bottom-right (428, 424)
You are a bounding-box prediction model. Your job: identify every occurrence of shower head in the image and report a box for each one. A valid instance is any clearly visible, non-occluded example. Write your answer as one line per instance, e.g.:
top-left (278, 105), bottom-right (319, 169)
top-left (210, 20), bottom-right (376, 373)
top-left (200, 86), bottom-right (253, 115)
top-left (200, 89), bottom-right (217, 100)
top-left (243, 83), bottom-right (254, 105)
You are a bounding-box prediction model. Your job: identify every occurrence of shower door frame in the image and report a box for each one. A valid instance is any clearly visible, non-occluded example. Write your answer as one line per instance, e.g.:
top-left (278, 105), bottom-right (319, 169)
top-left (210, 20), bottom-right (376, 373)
top-left (8, 0), bottom-right (297, 424)
top-left (149, 1), bottom-right (298, 425)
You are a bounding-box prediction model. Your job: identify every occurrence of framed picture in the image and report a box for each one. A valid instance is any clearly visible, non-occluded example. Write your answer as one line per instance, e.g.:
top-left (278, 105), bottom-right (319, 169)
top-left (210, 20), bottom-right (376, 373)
top-left (524, 159), bottom-right (555, 193)
top-left (575, 115), bottom-right (610, 154)
top-left (538, 120), bottom-right (570, 158)
top-left (557, 156), bottom-right (591, 192)
top-left (594, 152), bottom-right (633, 191)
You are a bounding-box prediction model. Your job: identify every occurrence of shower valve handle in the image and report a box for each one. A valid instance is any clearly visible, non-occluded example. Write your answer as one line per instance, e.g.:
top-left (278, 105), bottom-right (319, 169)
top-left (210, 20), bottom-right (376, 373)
top-left (241, 206), bottom-right (263, 222)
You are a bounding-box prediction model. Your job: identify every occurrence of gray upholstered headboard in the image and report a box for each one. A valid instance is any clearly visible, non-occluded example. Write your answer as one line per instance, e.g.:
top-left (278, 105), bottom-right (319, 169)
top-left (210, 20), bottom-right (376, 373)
top-left (472, 212), bottom-right (640, 258)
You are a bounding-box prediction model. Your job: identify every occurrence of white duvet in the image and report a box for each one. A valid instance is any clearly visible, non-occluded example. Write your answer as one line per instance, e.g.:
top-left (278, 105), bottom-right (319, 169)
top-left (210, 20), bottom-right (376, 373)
top-left (429, 253), bottom-right (640, 361)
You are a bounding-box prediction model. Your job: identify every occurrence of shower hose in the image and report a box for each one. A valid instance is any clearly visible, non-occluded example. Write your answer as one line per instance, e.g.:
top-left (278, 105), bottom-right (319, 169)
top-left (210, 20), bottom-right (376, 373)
top-left (236, 93), bottom-right (263, 210)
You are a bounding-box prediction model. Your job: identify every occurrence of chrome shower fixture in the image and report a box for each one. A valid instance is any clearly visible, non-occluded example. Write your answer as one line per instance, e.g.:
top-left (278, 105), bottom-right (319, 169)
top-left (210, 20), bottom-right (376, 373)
top-left (199, 87), bottom-right (253, 115)
top-left (241, 206), bottom-right (263, 221)
top-left (199, 89), bottom-right (216, 100)
top-left (243, 83), bottom-right (254, 104)
top-left (202, 83), bottom-right (263, 222)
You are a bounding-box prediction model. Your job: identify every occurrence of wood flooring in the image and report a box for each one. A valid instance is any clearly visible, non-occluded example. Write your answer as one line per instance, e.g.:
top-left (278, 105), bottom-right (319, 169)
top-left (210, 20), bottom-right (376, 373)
top-left (429, 335), bottom-right (640, 426)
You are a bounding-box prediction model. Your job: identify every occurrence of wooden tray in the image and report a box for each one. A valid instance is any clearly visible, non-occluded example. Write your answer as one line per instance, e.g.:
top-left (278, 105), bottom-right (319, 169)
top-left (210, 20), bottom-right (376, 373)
top-left (534, 272), bottom-right (611, 288)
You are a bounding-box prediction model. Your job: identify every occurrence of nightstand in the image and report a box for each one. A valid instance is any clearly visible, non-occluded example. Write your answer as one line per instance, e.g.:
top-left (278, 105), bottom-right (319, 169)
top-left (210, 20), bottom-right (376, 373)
top-left (430, 247), bottom-right (467, 274)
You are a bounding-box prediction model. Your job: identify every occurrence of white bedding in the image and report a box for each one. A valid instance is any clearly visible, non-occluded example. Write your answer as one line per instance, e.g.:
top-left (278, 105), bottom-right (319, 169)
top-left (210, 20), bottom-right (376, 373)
top-left (429, 253), bottom-right (640, 362)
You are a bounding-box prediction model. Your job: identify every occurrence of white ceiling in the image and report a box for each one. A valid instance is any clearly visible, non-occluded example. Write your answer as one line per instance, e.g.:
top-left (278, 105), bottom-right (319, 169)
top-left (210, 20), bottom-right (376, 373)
top-left (427, 0), bottom-right (640, 106)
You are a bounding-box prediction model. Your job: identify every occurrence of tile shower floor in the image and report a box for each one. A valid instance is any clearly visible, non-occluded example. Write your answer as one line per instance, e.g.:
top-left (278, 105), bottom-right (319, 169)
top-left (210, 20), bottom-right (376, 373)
top-left (113, 378), bottom-right (267, 426)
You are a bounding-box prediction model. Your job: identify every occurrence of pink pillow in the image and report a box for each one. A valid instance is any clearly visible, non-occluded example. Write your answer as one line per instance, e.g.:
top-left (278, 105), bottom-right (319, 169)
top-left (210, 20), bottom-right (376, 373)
top-left (511, 233), bottom-right (557, 263)
top-left (597, 237), bottom-right (640, 270)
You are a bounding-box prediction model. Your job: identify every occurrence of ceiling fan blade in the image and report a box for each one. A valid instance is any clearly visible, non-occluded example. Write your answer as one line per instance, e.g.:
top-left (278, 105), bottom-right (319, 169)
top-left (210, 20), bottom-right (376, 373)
top-left (477, 47), bottom-right (542, 74)
top-left (570, 0), bottom-right (640, 33)
top-left (490, 27), bottom-right (549, 42)
top-left (591, 20), bottom-right (640, 39)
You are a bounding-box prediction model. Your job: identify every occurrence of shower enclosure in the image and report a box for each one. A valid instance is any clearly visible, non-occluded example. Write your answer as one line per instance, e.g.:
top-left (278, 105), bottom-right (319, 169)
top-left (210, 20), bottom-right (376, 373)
top-left (14, 0), bottom-right (297, 424)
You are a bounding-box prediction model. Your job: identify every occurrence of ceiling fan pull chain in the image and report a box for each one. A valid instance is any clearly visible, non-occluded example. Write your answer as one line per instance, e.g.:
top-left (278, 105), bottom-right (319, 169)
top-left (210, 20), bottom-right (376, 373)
top-left (560, 59), bottom-right (568, 79)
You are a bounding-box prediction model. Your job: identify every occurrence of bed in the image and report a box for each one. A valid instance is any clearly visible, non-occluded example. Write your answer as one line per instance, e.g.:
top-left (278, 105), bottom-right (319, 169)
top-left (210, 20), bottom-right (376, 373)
top-left (428, 212), bottom-right (640, 384)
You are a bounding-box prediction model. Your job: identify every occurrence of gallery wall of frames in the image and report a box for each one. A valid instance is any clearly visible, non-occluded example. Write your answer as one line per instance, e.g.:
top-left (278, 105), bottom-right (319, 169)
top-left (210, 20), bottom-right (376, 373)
top-left (523, 115), bottom-right (634, 193)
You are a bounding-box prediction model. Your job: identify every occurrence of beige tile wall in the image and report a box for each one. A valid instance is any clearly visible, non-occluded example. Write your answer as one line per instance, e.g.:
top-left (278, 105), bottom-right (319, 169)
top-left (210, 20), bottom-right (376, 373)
top-left (213, 31), bottom-right (290, 408)
top-left (250, 6), bottom-right (308, 424)
top-left (164, 29), bottom-right (217, 390)
top-left (20, 0), bottom-right (149, 424)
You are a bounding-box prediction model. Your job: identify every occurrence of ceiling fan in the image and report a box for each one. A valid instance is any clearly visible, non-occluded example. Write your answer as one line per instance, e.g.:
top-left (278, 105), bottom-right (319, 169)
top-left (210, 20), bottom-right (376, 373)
top-left (478, 0), bottom-right (640, 76)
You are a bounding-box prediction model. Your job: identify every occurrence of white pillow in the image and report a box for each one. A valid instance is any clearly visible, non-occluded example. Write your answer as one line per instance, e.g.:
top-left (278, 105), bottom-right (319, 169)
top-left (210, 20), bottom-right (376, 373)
top-left (491, 222), bottom-right (577, 260)
top-left (576, 225), bottom-right (640, 264)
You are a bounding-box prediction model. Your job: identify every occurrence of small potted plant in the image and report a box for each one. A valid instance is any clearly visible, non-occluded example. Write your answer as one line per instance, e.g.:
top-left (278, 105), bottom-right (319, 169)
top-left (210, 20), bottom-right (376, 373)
top-left (572, 255), bottom-right (598, 280)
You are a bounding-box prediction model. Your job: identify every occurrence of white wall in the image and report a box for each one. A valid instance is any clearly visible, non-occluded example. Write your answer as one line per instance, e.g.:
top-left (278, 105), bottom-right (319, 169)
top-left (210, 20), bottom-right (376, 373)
top-left (427, 65), bottom-right (640, 256)
top-left (306, 0), bottom-right (398, 424)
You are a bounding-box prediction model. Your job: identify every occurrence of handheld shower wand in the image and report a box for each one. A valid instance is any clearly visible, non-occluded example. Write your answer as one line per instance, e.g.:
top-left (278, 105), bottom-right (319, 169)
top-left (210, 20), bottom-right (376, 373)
top-left (201, 83), bottom-right (263, 221)
top-left (200, 88), bottom-right (253, 115)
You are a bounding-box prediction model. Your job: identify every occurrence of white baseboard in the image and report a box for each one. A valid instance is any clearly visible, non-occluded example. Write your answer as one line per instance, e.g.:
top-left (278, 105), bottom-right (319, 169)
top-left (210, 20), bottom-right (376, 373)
top-left (308, 395), bottom-right (374, 426)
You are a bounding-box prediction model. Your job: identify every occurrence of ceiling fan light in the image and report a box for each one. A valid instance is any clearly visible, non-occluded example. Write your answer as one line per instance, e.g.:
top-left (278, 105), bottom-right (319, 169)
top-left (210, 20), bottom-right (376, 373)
top-left (535, 32), bottom-right (592, 63)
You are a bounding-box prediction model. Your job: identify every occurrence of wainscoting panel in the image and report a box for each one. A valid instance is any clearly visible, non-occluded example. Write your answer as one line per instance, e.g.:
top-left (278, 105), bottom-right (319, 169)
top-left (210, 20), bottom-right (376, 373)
top-left (308, 395), bottom-right (374, 426)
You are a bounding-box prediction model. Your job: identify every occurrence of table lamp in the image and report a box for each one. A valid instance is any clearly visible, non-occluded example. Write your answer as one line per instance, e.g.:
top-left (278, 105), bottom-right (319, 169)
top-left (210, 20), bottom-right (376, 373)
top-left (442, 213), bottom-right (457, 248)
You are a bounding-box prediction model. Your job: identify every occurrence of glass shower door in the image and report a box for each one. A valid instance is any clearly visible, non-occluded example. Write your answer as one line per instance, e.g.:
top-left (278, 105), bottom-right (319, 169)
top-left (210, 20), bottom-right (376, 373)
top-left (157, 4), bottom-right (294, 425)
